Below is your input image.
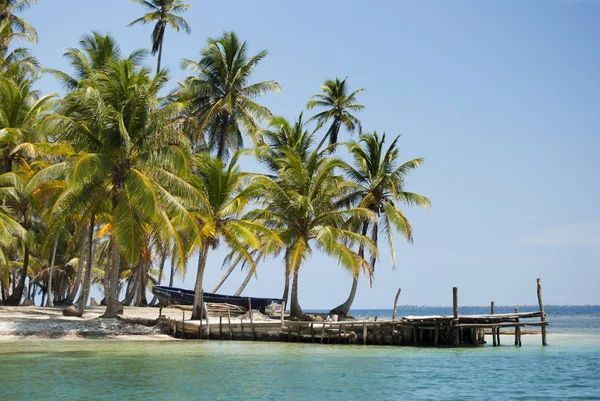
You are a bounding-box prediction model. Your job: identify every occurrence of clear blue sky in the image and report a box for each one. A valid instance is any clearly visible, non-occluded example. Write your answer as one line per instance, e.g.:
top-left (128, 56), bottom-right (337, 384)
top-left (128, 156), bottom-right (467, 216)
top-left (22, 0), bottom-right (600, 307)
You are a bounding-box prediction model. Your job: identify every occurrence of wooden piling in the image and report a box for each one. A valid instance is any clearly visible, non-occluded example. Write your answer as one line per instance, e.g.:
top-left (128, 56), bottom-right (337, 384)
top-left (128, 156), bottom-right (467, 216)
top-left (491, 301), bottom-right (497, 346)
top-left (248, 298), bottom-right (256, 341)
top-left (537, 278), bottom-right (547, 346)
top-left (392, 288), bottom-right (402, 320)
top-left (321, 323), bottom-right (326, 344)
top-left (452, 287), bottom-right (460, 346)
top-left (219, 316), bottom-right (223, 340)
top-left (227, 307), bottom-right (233, 340)
top-left (240, 318), bottom-right (244, 340)
top-left (514, 307), bottom-right (522, 346)
top-left (280, 301), bottom-right (286, 329)
top-left (310, 323), bottom-right (315, 342)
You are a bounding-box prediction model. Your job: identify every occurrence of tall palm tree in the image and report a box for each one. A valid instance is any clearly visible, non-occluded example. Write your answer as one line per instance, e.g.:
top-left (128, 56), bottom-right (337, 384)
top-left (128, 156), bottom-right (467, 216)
top-left (306, 77), bottom-right (364, 152)
top-left (127, 0), bottom-right (192, 74)
top-left (0, 0), bottom-right (38, 44)
top-left (251, 144), bottom-right (377, 318)
top-left (176, 31), bottom-right (280, 160)
top-left (188, 153), bottom-right (280, 320)
top-left (33, 37), bottom-right (199, 317)
top-left (330, 132), bottom-right (431, 316)
top-left (0, 20), bottom-right (39, 81)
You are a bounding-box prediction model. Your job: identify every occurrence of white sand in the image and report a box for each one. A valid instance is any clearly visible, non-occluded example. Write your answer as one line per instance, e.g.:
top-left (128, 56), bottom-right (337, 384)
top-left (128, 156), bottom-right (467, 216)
top-left (0, 305), bottom-right (182, 341)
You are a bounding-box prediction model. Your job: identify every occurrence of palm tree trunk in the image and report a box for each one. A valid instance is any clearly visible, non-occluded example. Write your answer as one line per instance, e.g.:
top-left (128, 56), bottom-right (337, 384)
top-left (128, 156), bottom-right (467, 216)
top-left (122, 268), bottom-right (138, 306)
top-left (65, 214), bottom-right (96, 317)
top-left (217, 113), bottom-right (230, 160)
top-left (149, 249), bottom-right (167, 306)
top-left (101, 236), bottom-right (122, 318)
top-left (46, 237), bottom-right (59, 307)
top-left (156, 39), bottom-right (163, 74)
top-left (330, 221), bottom-right (369, 316)
top-left (5, 247), bottom-right (29, 306)
top-left (168, 255), bottom-right (175, 287)
top-left (191, 246), bottom-right (208, 320)
top-left (63, 226), bottom-right (89, 304)
top-left (281, 248), bottom-right (291, 305)
top-left (135, 262), bottom-right (148, 307)
top-left (315, 117), bottom-right (341, 153)
top-left (211, 263), bottom-right (237, 293)
top-left (290, 270), bottom-right (303, 318)
top-left (233, 269), bottom-right (253, 296)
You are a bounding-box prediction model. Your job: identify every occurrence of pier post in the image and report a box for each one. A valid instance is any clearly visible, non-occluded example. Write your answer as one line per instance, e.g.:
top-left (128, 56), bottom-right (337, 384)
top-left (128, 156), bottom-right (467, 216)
top-left (199, 290), bottom-right (204, 339)
top-left (514, 307), bottom-right (522, 346)
top-left (491, 301), bottom-right (496, 346)
top-left (362, 323), bottom-right (367, 345)
top-left (181, 311), bottom-right (185, 339)
top-left (392, 288), bottom-right (402, 320)
top-left (219, 317), bottom-right (223, 340)
top-left (537, 278), bottom-right (547, 346)
top-left (452, 287), bottom-right (460, 346)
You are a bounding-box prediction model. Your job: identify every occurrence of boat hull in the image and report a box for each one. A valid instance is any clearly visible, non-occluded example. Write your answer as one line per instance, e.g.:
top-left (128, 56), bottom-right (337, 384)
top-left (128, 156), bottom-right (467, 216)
top-left (152, 286), bottom-right (283, 312)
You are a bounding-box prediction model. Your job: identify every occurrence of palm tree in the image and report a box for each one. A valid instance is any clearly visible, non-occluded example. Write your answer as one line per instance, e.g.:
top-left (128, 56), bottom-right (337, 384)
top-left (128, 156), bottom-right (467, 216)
top-left (0, 0), bottom-right (38, 44)
top-left (306, 77), bottom-right (364, 152)
top-left (0, 20), bottom-right (39, 81)
top-left (127, 0), bottom-right (192, 74)
top-left (33, 37), bottom-right (198, 317)
top-left (176, 31), bottom-right (280, 159)
top-left (251, 142), bottom-right (377, 319)
top-left (188, 153), bottom-right (280, 320)
top-left (330, 132), bottom-right (431, 316)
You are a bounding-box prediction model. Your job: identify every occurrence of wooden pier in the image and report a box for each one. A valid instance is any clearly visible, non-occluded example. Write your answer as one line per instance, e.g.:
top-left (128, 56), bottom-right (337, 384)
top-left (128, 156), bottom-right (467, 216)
top-left (158, 278), bottom-right (550, 347)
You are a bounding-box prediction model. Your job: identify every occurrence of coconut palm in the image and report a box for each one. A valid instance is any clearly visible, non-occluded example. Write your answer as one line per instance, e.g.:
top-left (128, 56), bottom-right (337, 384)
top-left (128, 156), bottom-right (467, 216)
top-left (251, 143), bottom-right (378, 318)
top-left (176, 31), bottom-right (280, 159)
top-left (188, 152), bottom-right (281, 320)
top-left (330, 132), bottom-right (431, 316)
top-left (306, 78), bottom-right (364, 152)
top-left (32, 38), bottom-right (198, 317)
top-left (0, 20), bottom-right (39, 81)
top-left (127, 0), bottom-right (192, 74)
top-left (0, 0), bottom-right (38, 44)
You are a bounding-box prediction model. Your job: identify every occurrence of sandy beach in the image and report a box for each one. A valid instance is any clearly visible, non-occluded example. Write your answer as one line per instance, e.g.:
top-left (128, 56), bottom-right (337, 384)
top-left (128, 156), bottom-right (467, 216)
top-left (0, 306), bottom-right (183, 341)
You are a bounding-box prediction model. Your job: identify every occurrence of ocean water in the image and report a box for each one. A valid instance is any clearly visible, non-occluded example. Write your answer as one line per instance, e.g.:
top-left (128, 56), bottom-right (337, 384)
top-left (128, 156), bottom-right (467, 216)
top-left (1, 306), bottom-right (599, 401)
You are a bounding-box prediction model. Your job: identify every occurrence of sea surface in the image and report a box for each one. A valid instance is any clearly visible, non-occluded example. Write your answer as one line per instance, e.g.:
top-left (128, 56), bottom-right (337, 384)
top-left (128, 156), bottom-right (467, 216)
top-left (1, 305), bottom-right (599, 401)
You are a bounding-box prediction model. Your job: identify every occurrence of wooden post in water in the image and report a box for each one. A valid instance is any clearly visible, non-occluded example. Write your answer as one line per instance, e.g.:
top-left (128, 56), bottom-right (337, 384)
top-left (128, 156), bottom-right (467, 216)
top-left (280, 301), bottom-right (286, 330)
top-left (362, 323), bottom-right (367, 345)
top-left (491, 301), bottom-right (496, 346)
top-left (248, 298), bottom-right (256, 341)
top-left (219, 316), bottom-right (223, 340)
top-left (392, 288), bottom-right (402, 320)
top-left (514, 307), bottom-right (522, 346)
top-left (205, 302), bottom-right (211, 340)
top-left (240, 318), bottom-right (244, 340)
top-left (181, 311), bottom-right (185, 339)
top-left (537, 278), bottom-right (547, 346)
top-left (452, 287), bottom-right (460, 346)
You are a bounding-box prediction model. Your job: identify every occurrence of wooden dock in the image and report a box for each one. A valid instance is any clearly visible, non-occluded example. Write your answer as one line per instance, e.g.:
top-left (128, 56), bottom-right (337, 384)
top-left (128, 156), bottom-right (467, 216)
top-left (158, 278), bottom-right (550, 347)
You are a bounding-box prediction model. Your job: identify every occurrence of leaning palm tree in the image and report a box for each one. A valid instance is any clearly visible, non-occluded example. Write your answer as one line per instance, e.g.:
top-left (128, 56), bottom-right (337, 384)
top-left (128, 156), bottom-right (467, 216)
top-left (0, 0), bottom-right (38, 44)
top-left (306, 77), bottom-right (364, 152)
top-left (188, 152), bottom-right (281, 320)
top-left (175, 31), bottom-right (280, 159)
top-left (127, 0), bottom-right (192, 74)
top-left (251, 146), bottom-right (377, 319)
top-left (330, 132), bottom-right (431, 316)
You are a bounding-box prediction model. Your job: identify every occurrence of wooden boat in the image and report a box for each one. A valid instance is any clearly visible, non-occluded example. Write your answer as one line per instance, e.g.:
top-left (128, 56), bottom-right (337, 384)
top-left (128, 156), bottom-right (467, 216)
top-left (152, 285), bottom-right (283, 312)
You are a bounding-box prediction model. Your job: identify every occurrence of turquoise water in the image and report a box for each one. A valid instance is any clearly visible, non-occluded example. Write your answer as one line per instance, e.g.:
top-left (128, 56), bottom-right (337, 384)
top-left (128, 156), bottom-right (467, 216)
top-left (1, 306), bottom-right (599, 401)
